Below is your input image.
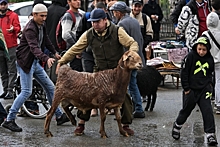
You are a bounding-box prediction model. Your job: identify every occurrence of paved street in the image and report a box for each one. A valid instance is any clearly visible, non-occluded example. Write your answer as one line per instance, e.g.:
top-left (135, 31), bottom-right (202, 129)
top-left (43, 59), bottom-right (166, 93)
top-left (0, 77), bottom-right (220, 147)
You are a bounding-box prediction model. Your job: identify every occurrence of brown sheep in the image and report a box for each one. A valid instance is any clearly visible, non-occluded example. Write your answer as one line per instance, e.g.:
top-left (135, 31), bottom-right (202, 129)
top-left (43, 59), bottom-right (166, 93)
top-left (44, 50), bottom-right (143, 138)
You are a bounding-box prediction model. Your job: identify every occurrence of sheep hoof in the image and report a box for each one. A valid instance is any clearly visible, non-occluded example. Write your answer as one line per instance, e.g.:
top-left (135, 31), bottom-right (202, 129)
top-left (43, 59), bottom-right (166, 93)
top-left (101, 134), bottom-right (108, 138)
top-left (124, 133), bottom-right (129, 137)
top-left (120, 130), bottom-right (129, 137)
top-left (45, 131), bottom-right (53, 137)
top-left (100, 132), bottom-right (108, 138)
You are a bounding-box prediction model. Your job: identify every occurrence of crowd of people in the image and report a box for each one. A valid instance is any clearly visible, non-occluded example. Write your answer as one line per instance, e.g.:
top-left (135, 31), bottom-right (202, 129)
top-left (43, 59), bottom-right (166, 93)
top-left (0, 0), bottom-right (219, 145)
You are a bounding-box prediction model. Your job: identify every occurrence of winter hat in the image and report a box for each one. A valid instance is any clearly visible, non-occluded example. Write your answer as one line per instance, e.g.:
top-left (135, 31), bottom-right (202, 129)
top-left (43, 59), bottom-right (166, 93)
top-left (87, 8), bottom-right (107, 22)
top-left (109, 1), bottom-right (131, 13)
top-left (206, 12), bottom-right (219, 29)
top-left (132, 0), bottom-right (143, 5)
top-left (0, 0), bottom-right (8, 4)
top-left (32, 4), bottom-right (48, 13)
top-left (192, 36), bottom-right (211, 51)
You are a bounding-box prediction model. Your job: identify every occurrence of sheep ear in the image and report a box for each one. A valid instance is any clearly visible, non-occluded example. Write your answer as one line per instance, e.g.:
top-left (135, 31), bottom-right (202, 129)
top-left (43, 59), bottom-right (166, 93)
top-left (122, 54), bottom-right (129, 61)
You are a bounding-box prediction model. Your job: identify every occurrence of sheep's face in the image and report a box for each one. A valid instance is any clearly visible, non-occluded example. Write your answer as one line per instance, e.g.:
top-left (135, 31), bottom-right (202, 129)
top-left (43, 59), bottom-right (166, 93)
top-left (122, 51), bottom-right (143, 69)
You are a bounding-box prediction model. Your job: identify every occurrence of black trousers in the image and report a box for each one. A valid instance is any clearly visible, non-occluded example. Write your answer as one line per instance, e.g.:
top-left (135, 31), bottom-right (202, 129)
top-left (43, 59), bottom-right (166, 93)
top-left (0, 102), bottom-right (7, 119)
top-left (176, 85), bottom-right (215, 133)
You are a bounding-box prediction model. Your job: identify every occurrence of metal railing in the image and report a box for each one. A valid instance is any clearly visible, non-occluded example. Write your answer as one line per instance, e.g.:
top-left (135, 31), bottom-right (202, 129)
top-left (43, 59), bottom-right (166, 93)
top-left (160, 21), bottom-right (176, 40)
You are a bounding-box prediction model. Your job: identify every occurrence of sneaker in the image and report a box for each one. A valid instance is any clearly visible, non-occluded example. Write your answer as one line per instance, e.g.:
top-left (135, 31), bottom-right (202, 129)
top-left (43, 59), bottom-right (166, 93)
top-left (133, 111), bottom-right (145, 118)
top-left (207, 135), bottom-right (218, 146)
top-left (2, 120), bottom-right (22, 132)
top-left (56, 113), bottom-right (70, 126)
top-left (122, 126), bottom-right (134, 136)
top-left (74, 124), bottom-right (85, 135)
top-left (172, 122), bottom-right (181, 140)
top-left (216, 106), bottom-right (220, 115)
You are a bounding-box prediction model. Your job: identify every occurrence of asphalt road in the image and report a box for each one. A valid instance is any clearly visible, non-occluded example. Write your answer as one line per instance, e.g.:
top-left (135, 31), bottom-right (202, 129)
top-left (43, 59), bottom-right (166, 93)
top-left (0, 77), bottom-right (220, 147)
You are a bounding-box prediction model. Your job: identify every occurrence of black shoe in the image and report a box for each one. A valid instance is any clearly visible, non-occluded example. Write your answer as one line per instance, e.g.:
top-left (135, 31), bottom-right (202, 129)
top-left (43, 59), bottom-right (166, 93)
top-left (56, 113), bottom-right (70, 125)
top-left (0, 92), bottom-right (7, 98)
top-left (207, 135), bottom-right (218, 146)
top-left (133, 111), bottom-right (145, 118)
top-left (2, 120), bottom-right (22, 132)
top-left (4, 92), bottom-right (13, 99)
top-left (172, 122), bottom-right (181, 140)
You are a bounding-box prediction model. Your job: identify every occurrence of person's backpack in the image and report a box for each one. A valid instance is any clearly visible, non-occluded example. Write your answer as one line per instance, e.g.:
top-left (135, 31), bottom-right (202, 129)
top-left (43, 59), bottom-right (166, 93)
top-left (142, 13), bottom-right (152, 48)
top-left (56, 10), bottom-right (76, 51)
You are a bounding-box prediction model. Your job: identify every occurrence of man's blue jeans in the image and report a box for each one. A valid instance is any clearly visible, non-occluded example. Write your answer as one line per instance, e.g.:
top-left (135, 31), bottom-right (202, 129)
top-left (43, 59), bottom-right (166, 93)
top-left (129, 70), bottom-right (143, 112)
top-left (7, 59), bottom-right (63, 121)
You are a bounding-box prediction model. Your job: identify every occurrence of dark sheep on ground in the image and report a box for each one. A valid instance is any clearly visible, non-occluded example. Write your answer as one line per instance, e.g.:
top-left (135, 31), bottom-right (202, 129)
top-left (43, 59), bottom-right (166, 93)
top-left (136, 66), bottom-right (162, 111)
top-left (44, 50), bottom-right (143, 138)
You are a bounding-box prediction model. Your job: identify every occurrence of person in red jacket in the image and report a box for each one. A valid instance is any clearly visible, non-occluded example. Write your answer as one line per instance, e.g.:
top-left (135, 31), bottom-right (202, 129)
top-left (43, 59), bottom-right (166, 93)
top-left (0, 0), bottom-right (21, 99)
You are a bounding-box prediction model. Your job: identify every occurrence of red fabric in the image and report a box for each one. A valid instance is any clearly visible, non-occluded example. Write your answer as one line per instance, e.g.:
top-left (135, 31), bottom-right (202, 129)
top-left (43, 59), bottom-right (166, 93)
top-left (197, 2), bottom-right (209, 37)
top-left (0, 10), bottom-right (21, 48)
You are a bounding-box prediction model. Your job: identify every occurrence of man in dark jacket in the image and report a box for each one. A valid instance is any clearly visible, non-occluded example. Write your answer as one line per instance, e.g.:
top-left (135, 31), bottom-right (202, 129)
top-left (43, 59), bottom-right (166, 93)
top-left (2, 4), bottom-right (70, 132)
top-left (170, 0), bottom-right (189, 27)
top-left (142, 0), bottom-right (163, 41)
top-left (45, 0), bottom-right (67, 83)
top-left (57, 8), bottom-right (139, 136)
top-left (46, 0), bottom-right (67, 52)
top-left (0, 0), bottom-right (21, 99)
top-left (175, 0), bottom-right (211, 50)
top-left (110, 1), bottom-right (145, 118)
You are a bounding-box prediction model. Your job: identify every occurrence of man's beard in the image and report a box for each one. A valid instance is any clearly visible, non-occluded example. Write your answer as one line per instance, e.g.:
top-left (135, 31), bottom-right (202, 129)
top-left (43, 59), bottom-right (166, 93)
top-left (0, 9), bottom-right (7, 14)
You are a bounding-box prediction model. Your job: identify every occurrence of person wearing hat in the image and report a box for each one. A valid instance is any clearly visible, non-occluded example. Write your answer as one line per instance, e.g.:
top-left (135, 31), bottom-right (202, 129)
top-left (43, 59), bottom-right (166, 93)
top-left (76, 1), bottom-right (114, 117)
top-left (172, 36), bottom-right (218, 146)
top-left (206, 0), bottom-right (220, 115)
top-left (110, 1), bottom-right (145, 118)
top-left (2, 4), bottom-right (70, 132)
top-left (0, 0), bottom-right (21, 99)
top-left (56, 8), bottom-right (139, 136)
top-left (130, 0), bottom-right (153, 61)
top-left (174, 0), bottom-right (211, 50)
top-left (142, 0), bottom-right (163, 41)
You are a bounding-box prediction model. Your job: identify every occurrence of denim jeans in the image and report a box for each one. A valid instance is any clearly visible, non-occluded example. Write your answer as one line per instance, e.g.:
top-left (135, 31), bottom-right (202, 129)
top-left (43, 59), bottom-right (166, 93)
top-left (7, 59), bottom-right (63, 121)
top-left (128, 70), bottom-right (143, 112)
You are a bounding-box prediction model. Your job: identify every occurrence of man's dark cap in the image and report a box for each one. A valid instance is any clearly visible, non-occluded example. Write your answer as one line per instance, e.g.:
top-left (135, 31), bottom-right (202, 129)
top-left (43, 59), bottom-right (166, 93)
top-left (132, 0), bottom-right (143, 5)
top-left (87, 8), bottom-right (107, 22)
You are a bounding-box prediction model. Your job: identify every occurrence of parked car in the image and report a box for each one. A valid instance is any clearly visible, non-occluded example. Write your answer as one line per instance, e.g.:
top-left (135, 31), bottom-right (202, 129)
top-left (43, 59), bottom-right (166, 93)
top-left (8, 1), bottom-right (51, 30)
top-left (8, 1), bottom-right (86, 31)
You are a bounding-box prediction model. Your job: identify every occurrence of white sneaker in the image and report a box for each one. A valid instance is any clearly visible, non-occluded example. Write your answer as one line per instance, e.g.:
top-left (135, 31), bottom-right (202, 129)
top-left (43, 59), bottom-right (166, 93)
top-left (216, 106), bottom-right (220, 114)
